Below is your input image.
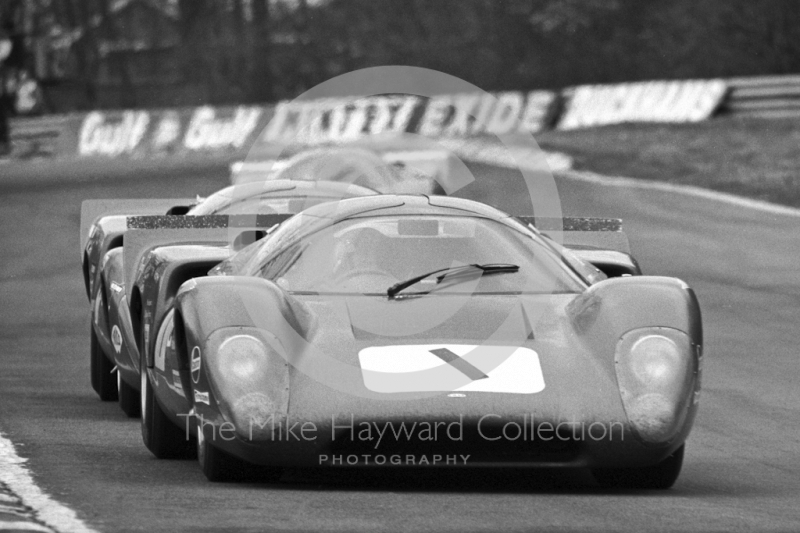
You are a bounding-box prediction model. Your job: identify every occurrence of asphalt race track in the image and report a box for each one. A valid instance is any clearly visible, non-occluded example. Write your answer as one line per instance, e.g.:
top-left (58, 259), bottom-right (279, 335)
top-left (1, 157), bottom-right (799, 532)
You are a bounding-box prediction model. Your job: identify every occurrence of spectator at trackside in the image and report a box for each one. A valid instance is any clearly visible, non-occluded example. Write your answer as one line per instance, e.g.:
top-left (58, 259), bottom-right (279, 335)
top-left (0, 28), bottom-right (11, 156)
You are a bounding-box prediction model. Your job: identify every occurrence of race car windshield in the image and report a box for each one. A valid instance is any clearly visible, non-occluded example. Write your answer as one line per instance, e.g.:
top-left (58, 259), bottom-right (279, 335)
top-left (257, 216), bottom-right (587, 295)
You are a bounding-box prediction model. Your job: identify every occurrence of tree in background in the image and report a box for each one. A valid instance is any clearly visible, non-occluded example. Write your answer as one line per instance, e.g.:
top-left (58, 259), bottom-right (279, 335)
top-left (7, 0), bottom-right (800, 111)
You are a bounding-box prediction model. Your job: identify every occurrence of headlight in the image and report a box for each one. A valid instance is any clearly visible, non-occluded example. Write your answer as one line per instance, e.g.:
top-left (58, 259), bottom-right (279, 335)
top-left (630, 335), bottom-right (681, 386)
top-left (218, 335), bottom-right (268, 381)
top-left (205, 332), bottom-right (289, 440)
top-left (615, 328), bottom-right (697, 444)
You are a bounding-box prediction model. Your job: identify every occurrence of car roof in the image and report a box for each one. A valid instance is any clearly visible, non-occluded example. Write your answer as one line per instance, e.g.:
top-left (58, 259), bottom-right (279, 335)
top-left (295, 194), bottom-right (514, 222)
top-left (191, 179), bottom-right (378, 215)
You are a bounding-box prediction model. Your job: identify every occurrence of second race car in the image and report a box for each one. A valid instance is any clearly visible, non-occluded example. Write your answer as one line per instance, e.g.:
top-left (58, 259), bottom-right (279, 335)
top-left (82, 179), bottom-right (377, 416)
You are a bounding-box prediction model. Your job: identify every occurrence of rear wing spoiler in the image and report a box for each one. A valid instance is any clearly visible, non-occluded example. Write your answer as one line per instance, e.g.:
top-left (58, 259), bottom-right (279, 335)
top-left (122, 214), bottom-right (290, 300)
top-left (517, 216), bottom-right (629, 254)
top-left (80, 199), bottom-right (195, 252)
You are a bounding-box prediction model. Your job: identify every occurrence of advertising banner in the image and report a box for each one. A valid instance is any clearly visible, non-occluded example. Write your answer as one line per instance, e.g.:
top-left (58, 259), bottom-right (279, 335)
top-left (558, 79), bottom-right (727, 130)
top-left (260, 91), bottom-right (557, 147)
top-left (7, 77), bottom-right (739, 161)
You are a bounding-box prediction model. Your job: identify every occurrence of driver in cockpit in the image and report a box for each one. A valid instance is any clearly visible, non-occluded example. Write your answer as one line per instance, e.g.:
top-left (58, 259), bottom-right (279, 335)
top-left (329, 227), bottom-right (398, 292)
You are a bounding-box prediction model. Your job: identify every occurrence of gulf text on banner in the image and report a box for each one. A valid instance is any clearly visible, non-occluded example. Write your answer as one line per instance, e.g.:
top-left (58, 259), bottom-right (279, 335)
top-left (558, 79), bottom-right (728, 130)
top-left (75, 106), bottom-right (272, 158)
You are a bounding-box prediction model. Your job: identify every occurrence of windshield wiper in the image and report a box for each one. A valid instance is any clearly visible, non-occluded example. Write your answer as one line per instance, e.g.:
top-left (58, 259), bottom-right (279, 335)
top-left (387, 263), bottom-right (519, 298)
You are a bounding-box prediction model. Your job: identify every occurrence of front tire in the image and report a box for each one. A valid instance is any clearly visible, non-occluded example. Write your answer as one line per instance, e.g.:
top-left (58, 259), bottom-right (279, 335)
top-left (592, 444), bottom-right (685, 489)
top-left (117, 372), bottom-right (140, 418)
top-left (140, 362), bottom-right (194, 459)
top-left (90, 325), bottom-right (118, 401)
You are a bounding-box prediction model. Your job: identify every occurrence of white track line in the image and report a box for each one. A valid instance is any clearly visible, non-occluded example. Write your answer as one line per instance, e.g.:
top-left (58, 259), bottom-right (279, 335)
top-left (561, 168), bottom-right (800, 218)
top-left (0, 434), bottom-right (98, 533)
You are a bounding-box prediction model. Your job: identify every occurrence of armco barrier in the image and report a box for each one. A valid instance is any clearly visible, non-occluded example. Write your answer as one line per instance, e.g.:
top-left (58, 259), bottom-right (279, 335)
top-left (722, 74), bottom-right (800, 119)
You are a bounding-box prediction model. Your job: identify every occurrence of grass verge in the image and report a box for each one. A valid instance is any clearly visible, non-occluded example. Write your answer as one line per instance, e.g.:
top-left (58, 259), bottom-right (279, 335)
top-left (536, 116), bottom-right (800, 208)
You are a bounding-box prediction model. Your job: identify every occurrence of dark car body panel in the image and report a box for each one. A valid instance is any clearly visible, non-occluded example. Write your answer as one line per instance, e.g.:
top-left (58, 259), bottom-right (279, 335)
top-left (175, 274), bottom-right (700, 468)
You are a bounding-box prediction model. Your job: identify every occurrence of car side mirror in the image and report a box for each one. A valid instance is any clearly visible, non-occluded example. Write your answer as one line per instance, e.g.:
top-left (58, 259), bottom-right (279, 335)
top-left (571, 249), bottom-right (641, 278)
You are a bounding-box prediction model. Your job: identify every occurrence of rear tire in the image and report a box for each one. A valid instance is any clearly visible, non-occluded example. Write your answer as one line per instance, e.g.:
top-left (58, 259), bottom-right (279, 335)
top-left (117, 372), bottom-right (141, 418)
top-left (90, 325), bottom-right (118, 401)
top-left (592, 444), bottom-right (685, 489)
top-left (197, 421), bottom-right (282, 483)
top-left (140, 362), bottom-right (194, 459)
